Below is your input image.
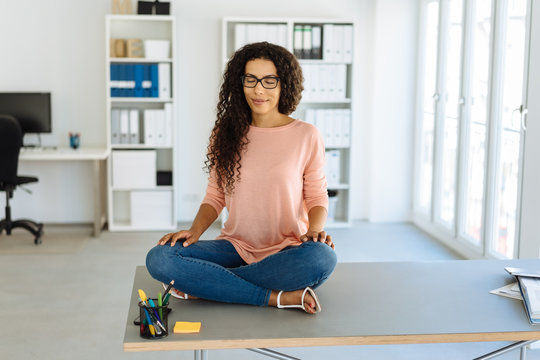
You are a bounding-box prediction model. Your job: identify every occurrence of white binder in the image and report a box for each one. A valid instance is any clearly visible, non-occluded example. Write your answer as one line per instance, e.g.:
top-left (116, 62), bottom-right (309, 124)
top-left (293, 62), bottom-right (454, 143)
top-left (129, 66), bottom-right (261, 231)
top-left (325, 150), bottom-right (341, 186)
top-left (267, 25), bottom-right (279, 46)
top-left (336, 64), bottom-right (347, 100)
top-left (312, 25), bottom-right (322, 59)
top-left (322, 24), bottom-right (334, 61)
top-left (155, 109), bottom-right (166, 145)
top-left (234, 24), bottom-right (247, 50)
top-left (302, 64), bottom-right (312, 100)
top-left (333, 25), bottom-right (345, 63)
top-left (293, 25), bottom-right (303, 58)
top-left (143, 109), bottom-right (155, 145)
top-left (302, 25), bottom-right (312, 59)
top-left (341, 109), bottom-right (351, 147)
top-left (158, 63), bottom-right (171, 99)
top-left (278, 24), bottom-right (288, 48)
top-left (324, 109), bottom-right (335, 147)
top-left (120, 109), bottom-right (130, 144)
top-left (332, 109), bottom-right (342, 147)
top-left (305, 108), bottom-right (316, 125)
top-left (318, 65), bottom-right (331, 101)
top-left (129, 109), bottom-right (139, 144)
top-left (343, 25), bottom-right (353, 63)
top-left (327, 65), bottom-right (338, 101)
top-left (315, 109), bottom-right (327, 145)
top-left (164, 103), bottom-right (173, 147)
top-left (111, 109), bottom-right (121, 145)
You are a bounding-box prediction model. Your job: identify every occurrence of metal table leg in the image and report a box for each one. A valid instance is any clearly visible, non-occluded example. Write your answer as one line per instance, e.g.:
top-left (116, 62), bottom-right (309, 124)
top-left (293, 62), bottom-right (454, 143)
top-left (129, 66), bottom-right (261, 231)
top-left (194, 349), bottom-right (208, 360)
top-left (473, 340), bottom-right (536, 360)
top-left (248, 348), bottom-right (301, 360)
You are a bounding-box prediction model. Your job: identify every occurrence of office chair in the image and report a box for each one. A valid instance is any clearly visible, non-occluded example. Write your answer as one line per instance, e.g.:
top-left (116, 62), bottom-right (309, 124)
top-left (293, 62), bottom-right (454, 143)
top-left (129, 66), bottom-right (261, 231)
top-left (0, 114), bottom-right (43, 245)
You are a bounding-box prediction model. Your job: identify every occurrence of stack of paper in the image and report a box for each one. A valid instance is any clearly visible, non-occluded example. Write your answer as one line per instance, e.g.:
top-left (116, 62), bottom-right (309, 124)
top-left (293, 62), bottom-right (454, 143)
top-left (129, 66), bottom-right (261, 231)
top-left (519, 277), bottom-right (540, 321)
top-left (505, 267), bottom-right (540, 324)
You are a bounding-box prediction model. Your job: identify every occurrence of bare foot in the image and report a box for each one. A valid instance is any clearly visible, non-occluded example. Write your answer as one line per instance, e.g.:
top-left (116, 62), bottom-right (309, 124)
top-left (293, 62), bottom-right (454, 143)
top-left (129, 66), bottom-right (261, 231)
top-left (269, 289), bottom-right (319, 314)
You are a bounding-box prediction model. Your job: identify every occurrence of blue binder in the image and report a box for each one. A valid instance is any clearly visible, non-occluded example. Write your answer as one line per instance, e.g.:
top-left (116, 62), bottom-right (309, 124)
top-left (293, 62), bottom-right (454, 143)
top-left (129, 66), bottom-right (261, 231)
top-left (110, 64), bottom-right (118, 97)
top-left (134, 64), bottom-right (144, 97)
top-left (151, 64), bottom-right (159, 98)
top-left (127, 64), bottom-right (135, 97)
top-left (119, 64), bottom-right (126, 97)
top-left (143, 64), bottom-right (152, 97)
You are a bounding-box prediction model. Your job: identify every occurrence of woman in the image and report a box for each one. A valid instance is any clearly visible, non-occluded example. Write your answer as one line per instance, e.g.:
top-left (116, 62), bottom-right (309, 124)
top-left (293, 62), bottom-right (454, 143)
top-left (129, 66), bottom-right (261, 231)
top-left (146, 42), bottom-right (337, 314)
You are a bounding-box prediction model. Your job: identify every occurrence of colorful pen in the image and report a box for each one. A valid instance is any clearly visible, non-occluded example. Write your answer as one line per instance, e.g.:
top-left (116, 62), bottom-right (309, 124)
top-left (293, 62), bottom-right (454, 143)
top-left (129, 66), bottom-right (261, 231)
top-left (150, 310), bottom-right (166, 332)
top-left (163, 292), bottom-right (171, 305)
top-left (143, 307), bottom-right (156, 337)
top-left (138, 289), bottom-right (148, 303)
top-left (163, 280), bottom-right (175, 295)
top-left (148, 298), bottom-right (162, 322)
top-left (158, 292), bottom-right (163, 320)
top-left (139, 289), bottom-right (166, 333)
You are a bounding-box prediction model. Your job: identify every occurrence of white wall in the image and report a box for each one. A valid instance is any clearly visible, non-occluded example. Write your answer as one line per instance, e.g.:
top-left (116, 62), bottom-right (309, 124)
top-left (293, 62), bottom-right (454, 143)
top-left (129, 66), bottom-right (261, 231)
top-left (0, 0), bottom-right (109, 222)
top-left (0, 0), bottom-right (418, 224)
top-left (369, 0), bottom-right (418, 221)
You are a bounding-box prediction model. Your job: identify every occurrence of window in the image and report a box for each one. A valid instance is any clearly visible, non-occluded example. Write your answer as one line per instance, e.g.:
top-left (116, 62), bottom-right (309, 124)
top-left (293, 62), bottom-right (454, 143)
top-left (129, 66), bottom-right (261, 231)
top-left (416, 0), bottom-right (440, 216)
top-left (414, 0), bottom-right (531, 259)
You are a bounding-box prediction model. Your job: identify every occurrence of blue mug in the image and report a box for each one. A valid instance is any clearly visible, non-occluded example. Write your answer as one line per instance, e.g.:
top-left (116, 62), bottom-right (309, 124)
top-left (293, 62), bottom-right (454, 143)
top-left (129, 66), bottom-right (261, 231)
top-left (69, 133), bottom-right (80, 149)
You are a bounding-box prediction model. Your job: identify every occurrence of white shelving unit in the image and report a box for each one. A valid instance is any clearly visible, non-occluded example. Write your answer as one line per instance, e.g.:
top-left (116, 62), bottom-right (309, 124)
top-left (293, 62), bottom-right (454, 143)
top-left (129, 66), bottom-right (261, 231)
top-left (105, 15), bottom-right (177, 231)
top-left (222, 17), bottom-right (354, 227)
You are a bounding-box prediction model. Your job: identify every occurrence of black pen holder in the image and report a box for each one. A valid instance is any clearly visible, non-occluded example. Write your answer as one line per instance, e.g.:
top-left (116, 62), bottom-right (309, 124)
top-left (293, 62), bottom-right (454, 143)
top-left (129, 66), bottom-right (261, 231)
top-left (138, 299), bottom-right (170, 339)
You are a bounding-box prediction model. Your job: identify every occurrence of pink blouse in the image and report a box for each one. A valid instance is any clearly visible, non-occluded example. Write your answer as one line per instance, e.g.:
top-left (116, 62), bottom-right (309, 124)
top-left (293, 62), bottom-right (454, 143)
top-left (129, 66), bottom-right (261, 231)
top-left (202, 120), bottom-right (328, 263)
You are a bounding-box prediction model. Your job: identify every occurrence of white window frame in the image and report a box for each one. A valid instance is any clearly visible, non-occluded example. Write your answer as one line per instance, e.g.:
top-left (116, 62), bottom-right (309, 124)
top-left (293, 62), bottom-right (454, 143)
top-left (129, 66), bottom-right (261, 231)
top-left (413, 0), bottom-right (534, 260)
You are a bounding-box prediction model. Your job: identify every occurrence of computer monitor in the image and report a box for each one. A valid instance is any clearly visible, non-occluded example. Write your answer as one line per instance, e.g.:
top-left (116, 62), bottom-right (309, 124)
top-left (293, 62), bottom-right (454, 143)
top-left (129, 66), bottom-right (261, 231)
top-left (0, 92), bottom-right (52, 135)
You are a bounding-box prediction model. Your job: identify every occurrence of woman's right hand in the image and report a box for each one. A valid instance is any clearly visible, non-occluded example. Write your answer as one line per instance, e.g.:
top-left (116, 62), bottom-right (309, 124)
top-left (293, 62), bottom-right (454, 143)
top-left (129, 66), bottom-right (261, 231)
top-left (157, 229), bottom-right (200, 247)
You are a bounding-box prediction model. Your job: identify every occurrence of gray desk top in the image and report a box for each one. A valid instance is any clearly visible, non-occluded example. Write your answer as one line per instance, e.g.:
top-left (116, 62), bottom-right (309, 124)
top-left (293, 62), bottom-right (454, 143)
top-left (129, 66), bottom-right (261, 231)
top-left (124, 260), bottom-right (540, 352)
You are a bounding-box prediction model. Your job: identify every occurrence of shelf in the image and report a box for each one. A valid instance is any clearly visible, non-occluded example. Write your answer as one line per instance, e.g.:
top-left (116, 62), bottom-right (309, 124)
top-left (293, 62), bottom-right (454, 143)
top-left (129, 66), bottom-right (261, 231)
top-left (302, 99), bottom-right (351, 104)
top-left (112, 186), bottom-right (174, 192)
top-left (109, 97), bottom-right (173, 103)
top-left (109, 57), bottom-right (173, 63)
top-left (222, 17), bottom-right (354, 228)
top-left (106, 14), bottom-right (177, 232)
top-left (299, 59), bottom-right (353, 65)
top-left (325, 146), bottom-right (351, 150)
top-left (327, 184), bottom-right (350, 190)
top-left (111, 144), bottom-right (173, 150)
top-left (107, 14), bottom-right (175, 22)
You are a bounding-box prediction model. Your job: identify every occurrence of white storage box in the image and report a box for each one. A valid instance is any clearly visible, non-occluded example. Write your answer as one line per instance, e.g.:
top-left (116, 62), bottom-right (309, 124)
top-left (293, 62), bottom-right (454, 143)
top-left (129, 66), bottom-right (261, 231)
top-left (131, 190), bottom-right (173, 228)
top-left (144, 40), bottom-right (170, 59)
top-left (112, 150), bottom-right (156, 189)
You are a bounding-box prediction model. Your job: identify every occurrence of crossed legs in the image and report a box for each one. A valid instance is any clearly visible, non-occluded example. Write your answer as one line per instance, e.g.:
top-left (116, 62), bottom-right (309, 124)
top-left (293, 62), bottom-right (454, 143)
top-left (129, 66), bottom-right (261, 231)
top-left (146, 239), bottom-right (337, 311)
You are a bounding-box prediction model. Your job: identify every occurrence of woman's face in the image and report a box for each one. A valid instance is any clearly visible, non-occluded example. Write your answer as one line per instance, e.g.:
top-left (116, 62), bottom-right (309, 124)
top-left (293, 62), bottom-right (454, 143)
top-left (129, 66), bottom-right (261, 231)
top-left (243, 58), bottom-right (281, 118)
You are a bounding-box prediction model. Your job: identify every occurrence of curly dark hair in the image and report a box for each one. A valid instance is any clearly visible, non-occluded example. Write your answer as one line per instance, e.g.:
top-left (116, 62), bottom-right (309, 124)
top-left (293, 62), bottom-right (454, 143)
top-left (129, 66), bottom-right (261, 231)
top-left (205, 42), bottom-right (304, 194)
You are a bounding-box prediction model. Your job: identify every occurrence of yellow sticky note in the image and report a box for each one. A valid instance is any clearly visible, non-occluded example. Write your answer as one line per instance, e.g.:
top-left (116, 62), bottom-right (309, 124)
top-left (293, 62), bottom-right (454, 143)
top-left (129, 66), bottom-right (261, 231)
top-left (174, 321), bottom-right (201, 334)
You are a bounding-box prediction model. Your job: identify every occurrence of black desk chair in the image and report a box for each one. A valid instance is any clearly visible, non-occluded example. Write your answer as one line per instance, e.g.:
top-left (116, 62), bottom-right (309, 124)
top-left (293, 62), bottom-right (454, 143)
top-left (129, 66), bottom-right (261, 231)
top-left (0, 114), bottom-right (43, 244)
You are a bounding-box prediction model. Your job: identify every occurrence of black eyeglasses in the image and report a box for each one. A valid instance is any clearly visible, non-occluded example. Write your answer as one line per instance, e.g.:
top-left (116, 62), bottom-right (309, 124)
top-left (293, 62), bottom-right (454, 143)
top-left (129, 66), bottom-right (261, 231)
top-left (241, 75), bottom-right (280, 89)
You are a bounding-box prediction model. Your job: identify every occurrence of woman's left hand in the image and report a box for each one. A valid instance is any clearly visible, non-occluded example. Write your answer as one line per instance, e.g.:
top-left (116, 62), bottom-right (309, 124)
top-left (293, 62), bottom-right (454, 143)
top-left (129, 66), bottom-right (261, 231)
top-left (300, 229), bottom-right (335, 250)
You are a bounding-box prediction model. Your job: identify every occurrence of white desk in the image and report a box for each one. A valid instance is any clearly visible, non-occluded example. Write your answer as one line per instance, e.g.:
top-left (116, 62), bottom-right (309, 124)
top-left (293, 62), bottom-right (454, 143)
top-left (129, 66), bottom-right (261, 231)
top-left (20, 146), bottom-right (110, 236)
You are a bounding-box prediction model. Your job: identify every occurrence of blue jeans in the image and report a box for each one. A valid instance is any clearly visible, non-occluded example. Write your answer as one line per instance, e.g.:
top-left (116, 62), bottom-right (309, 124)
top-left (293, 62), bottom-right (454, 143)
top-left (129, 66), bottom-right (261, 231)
top-left (145, 240), bottom-right (337, 306)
